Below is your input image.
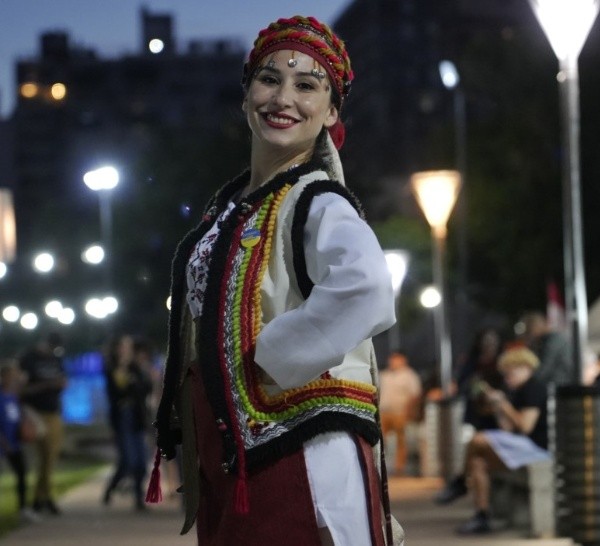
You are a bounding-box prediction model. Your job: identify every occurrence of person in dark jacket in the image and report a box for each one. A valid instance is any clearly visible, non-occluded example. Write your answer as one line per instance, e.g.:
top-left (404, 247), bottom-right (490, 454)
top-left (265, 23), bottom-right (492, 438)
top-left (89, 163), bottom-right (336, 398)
top-left (19, 332), bottom-right (67, 515)
top-left (102, 335), bottom-right (152, 510)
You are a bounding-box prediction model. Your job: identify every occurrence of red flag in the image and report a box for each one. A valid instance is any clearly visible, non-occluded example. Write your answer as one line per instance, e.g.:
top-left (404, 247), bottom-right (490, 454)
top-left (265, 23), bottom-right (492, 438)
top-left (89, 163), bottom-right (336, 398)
top-left (546, 280), bottom-right (567, 333)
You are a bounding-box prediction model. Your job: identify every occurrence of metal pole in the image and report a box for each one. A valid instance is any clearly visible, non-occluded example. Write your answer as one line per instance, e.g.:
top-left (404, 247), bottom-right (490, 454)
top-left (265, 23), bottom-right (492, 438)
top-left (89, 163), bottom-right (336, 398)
top-left (453, 87), bottom-right (468, 357)
top-left (432, 229), bottom-right (452, 397)
top-left (558, 55), bottom-right (588, 383)
top-left (99, 191), bottom-right (113, 291)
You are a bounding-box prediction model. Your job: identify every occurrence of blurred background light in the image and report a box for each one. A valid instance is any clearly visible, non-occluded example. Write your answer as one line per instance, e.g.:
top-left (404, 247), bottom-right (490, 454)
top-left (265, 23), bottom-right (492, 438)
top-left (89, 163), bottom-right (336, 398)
top-left (85, 298), bottom-right (107, 319)
top-left (33, 251), bottom-right (55, 273)
top-left (45, 300), bottom-right (63, 318)
top-left (148, 38), bottom-right (164, 53)
top-left (438, 60), bottom-right (460, 89)
top-left (2, 305), bottom-right (20, 322)
top-left (81, 244), bottom-right (105, 264)
top-left (83, 166), bottom-right (120, 191)
top-left (51, 82), bottom-right (67, 100)
top-left (20, 312), bottom-right (38, 330)
top-left (20, 82), bottom-right (38, 98)
top-left (0, 189), bottom-right (17, 263)
top-left (102, 296), bottom-right (118, 314)
top-left (420, 286), bottom-right (442, 309)
top-left (58, 307), bottom-right (75, 325)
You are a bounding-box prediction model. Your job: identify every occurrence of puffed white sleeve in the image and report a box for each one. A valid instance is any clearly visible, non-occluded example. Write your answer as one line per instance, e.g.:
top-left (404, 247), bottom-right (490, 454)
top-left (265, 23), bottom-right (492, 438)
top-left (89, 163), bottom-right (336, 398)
top-left (254, 192), bottom-right (396, 390)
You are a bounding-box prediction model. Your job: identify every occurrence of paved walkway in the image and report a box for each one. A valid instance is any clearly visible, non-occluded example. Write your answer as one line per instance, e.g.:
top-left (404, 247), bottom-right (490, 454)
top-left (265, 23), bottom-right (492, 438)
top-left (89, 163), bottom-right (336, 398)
top-left (3, 470), bottom-right (576, 545)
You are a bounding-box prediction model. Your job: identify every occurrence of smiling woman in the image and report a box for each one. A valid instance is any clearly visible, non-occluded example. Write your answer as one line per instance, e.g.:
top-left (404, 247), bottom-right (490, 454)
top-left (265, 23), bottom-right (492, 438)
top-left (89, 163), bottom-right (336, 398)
top-left (152, 15), bottom-right (404, 546)
top-left (243, 50), bottom-right (339, 172)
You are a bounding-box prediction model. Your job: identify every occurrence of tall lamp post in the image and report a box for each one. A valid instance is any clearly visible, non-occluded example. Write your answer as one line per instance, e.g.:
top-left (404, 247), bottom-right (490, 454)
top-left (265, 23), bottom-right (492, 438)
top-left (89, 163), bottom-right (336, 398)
top-left (528, 3), bottom-right (600, 542)
top-left (83, 166), bottom-right (119, 290)
top-left (412, 171), bottom-right (461, 482)
top-left (411, 170), bottom-right (461, 398)
top-left (439, 60), bottom-right (469, 355)
top-left (528, 0), bottom-right (599, 382)
top-left (384, 249), bottom-right (409, 353)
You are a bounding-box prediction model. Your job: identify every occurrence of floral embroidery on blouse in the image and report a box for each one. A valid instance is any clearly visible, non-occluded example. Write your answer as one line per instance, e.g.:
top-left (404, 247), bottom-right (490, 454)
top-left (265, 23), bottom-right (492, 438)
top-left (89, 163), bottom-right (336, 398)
top-left (186, 202), bottom-right (235, 318)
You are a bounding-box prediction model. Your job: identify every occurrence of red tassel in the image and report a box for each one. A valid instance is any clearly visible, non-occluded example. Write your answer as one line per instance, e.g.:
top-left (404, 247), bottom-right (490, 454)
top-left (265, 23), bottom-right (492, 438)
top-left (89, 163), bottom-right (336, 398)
top-left (234, 475), bottom-right (249, 514)
top-left (145, 449), bottom-right (163, 504)
top-left (328, 119), bottom-right (346, 150)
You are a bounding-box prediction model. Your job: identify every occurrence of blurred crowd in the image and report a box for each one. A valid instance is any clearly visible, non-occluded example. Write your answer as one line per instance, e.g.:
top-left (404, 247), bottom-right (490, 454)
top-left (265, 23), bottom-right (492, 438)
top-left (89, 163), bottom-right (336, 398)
top-left (379, 310), bottom-right (600, 535)
top-left (0, 330), bottom-right (179, 527)
top-left (2, 308), bottom-right (600, 534)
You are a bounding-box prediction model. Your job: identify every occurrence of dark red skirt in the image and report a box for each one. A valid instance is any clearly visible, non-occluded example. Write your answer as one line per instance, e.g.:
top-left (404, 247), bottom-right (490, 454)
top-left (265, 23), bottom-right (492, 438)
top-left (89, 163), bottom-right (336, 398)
top-left (189, 367), bottom-right (386, 546)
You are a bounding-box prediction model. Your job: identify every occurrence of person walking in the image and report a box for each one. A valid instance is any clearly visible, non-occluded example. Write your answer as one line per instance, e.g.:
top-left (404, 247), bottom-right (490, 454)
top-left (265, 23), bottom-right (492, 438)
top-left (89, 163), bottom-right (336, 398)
top-left (0, 360), bottom-right (40, 524)
top-left (102, 335), bottom-right (152, 511)
top-left (153, 15), bottom-right (404, 546)
top-left (19, 333), bottom-right (67, 515)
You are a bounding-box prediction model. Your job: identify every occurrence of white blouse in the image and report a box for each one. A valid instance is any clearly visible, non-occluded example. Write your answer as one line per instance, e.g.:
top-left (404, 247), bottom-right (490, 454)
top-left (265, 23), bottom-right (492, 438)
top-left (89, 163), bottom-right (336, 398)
top-left (186, 192), bottom-right (395, 544)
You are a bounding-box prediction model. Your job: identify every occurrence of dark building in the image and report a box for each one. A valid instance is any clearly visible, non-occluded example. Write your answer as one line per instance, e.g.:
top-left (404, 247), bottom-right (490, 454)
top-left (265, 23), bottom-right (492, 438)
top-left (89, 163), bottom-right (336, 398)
top-left (13, 8), bottom-right (245, 251)
top-left (5, 8), bottom-right (246, 351)
top-left (333, 0), bottom-right (525, 218)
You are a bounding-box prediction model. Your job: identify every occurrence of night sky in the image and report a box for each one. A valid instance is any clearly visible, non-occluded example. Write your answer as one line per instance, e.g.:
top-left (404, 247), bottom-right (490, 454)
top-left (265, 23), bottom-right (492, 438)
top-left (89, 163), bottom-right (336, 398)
top-left (0, 0), bottom-right (350, 118)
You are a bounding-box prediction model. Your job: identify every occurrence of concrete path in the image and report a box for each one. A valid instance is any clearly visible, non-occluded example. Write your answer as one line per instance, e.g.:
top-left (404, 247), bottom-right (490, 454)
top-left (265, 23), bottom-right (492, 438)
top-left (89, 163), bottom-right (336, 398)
top-left (389, 477), bottom-right (575, 546)
top-left (3, 467), bottom-right (194, 546)
top-left (3, 470), bottom-right (577, 545)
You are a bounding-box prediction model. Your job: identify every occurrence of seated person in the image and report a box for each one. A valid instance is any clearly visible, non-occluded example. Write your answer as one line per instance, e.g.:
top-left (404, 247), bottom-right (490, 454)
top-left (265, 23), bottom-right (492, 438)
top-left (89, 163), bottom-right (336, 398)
top-left (455, 346), bottom-right (550, 534)
top-left (435, 328), bottom-right (505, 503)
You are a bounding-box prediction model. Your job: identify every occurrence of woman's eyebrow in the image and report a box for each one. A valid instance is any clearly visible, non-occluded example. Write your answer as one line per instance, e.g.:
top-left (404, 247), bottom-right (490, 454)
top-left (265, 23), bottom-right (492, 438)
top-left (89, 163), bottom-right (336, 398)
top-left (257, 65), bottom-right (280, 75)
top-left (257, 65), bottom-right (322, 81)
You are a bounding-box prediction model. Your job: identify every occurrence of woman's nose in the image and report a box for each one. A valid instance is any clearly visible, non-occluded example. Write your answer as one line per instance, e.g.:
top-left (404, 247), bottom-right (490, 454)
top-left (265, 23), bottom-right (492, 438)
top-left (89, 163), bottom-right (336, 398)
top-left (270, 83), bottom-right (293, 108)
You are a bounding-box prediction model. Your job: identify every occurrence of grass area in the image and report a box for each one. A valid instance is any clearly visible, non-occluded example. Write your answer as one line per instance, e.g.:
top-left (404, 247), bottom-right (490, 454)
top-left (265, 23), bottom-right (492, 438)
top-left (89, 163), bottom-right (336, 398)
top-left (0, 455), bottom-right (106, 537)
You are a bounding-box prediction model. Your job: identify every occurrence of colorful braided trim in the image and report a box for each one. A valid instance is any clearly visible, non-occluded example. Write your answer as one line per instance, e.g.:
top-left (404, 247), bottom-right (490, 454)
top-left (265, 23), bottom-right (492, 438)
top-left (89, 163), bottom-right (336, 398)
top-left (216, 184), bottom-right (378, 453)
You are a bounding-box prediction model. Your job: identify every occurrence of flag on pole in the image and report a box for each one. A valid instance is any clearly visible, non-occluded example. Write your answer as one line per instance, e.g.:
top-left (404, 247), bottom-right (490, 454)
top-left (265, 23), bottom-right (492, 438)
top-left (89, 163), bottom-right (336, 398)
top-left (546, 280), bottom-right (567, 333)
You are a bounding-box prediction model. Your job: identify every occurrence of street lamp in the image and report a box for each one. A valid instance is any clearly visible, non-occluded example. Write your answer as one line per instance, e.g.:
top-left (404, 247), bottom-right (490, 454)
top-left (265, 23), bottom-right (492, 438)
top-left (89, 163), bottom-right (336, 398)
top-left (528, 3), bottom-right (600, 543)
top-left (83, 166), bottom-right (119, 290)
top-left (439, 60), bottom-right (468, 355)
top-left (528, 0), bottom-right (599, 383)
top-left (411, 170), bottom-right (461, 398)
top-left (412, 171), bottom-right (461, 484)
top-left (384, 249), bottom-right (409, 352)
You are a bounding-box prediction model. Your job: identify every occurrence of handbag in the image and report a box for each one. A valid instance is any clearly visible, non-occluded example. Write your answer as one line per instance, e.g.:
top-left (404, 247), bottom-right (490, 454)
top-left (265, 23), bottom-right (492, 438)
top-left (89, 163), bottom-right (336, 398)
top-left (20, 405), bottom-right (47, 442)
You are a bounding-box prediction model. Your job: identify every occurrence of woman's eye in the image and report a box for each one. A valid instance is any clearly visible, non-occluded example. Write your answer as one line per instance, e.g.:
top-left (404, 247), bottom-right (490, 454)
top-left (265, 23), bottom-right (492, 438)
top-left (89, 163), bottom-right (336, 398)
top-left (258, 75), bottom-right (278, 85)
top-left (297, 81), bottom-right (316, 91)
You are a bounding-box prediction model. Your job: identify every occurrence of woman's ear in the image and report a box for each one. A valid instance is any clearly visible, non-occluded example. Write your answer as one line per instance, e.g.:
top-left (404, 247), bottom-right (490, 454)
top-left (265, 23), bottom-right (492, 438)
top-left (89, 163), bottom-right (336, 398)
top-left (242, 97), bottom-right (248, 113)
top-left (323, 105), bottom-right (339, 129)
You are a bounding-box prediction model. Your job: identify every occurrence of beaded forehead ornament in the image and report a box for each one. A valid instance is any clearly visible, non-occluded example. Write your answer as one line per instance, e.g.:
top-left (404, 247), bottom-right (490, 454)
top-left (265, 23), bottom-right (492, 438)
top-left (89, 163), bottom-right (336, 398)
top-left (242, 15), bottom-right (354, 104)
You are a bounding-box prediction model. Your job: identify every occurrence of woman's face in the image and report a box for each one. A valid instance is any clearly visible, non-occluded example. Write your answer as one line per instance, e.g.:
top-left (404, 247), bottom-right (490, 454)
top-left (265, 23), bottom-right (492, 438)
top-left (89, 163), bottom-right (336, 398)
top-left (243, 49), bottom-right (338, 158)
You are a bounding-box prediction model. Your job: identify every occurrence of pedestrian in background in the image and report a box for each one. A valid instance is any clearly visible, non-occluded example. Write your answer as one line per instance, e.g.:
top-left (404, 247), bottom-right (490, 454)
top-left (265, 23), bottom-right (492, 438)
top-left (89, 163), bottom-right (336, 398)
top-left (19, 332), bottom-right (67, 515)
top-left (102, 334), bottom-right (152, 511)
top-left (519, 311), bottom-right (572, 387)
top-left (379, 351), bottom-right (422, 475)
top-left (153, 14), bottom-right (404, 545)
top-left (0, 360), bottom-right (40, 524)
